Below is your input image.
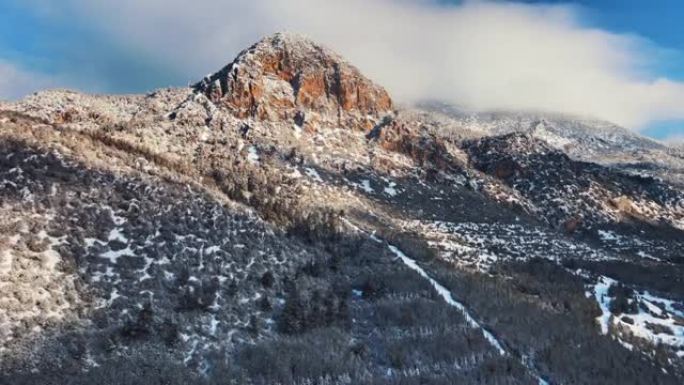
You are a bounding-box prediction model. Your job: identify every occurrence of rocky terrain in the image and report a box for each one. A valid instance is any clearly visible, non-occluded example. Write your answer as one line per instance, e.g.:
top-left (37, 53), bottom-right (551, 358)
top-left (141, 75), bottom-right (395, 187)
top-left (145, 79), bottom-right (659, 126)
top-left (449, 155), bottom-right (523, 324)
top-left (0, 32), bottom-right (682, 384)
top-left (417, 102), bottom-right (684, 187)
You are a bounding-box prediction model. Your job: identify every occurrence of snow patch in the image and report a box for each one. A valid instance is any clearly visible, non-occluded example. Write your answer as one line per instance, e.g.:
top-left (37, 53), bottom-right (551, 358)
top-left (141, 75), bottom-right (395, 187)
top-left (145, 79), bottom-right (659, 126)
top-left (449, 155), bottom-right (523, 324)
top-left (591, 276), bottom-right (684, 354)
top-left (304, 167), bottom-right (323, 183)
top-left (353, 179), bottom-right (374, 194)
top-left (592, 276), bottom-right (616, 335)
top-left (597, 229), bottom-right (619, 242)
top-left (204, 245), bottom-right (221, 255)
top-left (100, 246), bottom-right (134, 264)
top-left (384, 182), bottom-right (398, 197)
top-left (247, 146), bottom-right (259, 164)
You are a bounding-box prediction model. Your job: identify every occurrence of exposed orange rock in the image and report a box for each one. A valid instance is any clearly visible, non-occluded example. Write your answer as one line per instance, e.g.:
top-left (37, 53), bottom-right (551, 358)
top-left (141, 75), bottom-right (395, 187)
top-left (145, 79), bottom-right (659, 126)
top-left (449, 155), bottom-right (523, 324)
top-left (609, 196), bottom-right (636, 214)
top-left (295, 73), bottom-right (326, 109)
top-left (196, 33), bottom-right (392, 130)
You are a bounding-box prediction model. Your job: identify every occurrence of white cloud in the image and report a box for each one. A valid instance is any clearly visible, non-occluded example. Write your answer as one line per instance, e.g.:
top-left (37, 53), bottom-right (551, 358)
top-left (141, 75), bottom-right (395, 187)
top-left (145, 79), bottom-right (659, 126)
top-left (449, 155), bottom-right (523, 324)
top-left (25, 0), bottom-right (684, 129)
top-left (0, 61), bottom-right (55, 100)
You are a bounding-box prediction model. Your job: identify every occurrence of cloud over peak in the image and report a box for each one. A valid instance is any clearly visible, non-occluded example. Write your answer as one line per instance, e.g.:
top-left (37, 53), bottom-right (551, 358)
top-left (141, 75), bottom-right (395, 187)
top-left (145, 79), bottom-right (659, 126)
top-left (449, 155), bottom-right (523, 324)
top-left (18, 0), bottom-right (684, 129)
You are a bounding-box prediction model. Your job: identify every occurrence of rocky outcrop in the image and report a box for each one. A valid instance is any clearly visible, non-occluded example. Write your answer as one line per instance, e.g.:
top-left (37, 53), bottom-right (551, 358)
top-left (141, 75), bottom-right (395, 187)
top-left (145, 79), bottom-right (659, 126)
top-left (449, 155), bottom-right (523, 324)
top-left (195, 32), bottom-right (392, 131)
top-left (609, 196), bottom-right (637, 215)
top-left (368, 118), bottom-right (455, 169)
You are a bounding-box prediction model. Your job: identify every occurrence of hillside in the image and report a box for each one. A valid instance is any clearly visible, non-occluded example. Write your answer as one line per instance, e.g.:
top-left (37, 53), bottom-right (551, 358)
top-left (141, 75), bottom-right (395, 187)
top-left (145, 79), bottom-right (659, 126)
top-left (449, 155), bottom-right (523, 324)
top-left (0, 32), bottom-right (683, 385)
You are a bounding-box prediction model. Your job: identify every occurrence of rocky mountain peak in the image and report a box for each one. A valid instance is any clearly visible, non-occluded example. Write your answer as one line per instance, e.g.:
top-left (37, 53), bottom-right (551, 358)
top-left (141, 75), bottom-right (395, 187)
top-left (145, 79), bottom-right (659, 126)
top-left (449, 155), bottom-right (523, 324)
top-left (195, 32), bottom-right (393, 131)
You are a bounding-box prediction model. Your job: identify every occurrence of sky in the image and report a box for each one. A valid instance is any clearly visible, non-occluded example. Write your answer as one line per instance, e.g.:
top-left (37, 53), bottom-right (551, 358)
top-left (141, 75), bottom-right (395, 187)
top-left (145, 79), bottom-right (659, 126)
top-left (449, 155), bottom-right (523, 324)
top-left (0, 0), bottom-right (683, 142)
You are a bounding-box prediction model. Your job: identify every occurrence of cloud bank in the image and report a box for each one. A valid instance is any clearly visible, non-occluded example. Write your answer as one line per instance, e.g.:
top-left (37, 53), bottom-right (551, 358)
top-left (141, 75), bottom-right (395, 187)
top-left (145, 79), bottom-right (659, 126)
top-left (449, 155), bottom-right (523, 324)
top-left (20, 0), bottom-right (684, 129)
top-left (0, 60), bottom-right (55, 100)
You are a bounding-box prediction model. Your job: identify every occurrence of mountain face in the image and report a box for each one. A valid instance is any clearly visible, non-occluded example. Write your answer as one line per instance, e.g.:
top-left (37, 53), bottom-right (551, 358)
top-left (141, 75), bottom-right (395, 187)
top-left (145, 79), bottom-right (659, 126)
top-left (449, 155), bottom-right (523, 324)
top-left (195, 33), bottom-right (392, 131)
top-left (0, 32), bottom-right (683, 385)
top-left (416, 102), bottom-right (684, 187)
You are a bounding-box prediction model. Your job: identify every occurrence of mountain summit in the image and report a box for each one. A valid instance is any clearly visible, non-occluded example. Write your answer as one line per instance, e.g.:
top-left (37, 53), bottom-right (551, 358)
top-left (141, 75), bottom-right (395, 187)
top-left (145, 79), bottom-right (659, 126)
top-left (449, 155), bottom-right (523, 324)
top-left (195, 32), bottom-right (392, 131)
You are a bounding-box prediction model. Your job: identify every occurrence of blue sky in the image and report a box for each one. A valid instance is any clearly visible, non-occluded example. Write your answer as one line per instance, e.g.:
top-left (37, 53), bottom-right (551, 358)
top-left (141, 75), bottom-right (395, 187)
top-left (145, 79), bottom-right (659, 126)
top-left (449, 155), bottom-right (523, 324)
top-left (520, 0), bottom-right (684, 78)
top-left (0, 1), bottom-right (182, 94)
top-left (526, 0), bottom-right (684, 142)
top-left (1, 0), bottom-right (683, 141)
top-left (558, 0), bottom-right (684, 142)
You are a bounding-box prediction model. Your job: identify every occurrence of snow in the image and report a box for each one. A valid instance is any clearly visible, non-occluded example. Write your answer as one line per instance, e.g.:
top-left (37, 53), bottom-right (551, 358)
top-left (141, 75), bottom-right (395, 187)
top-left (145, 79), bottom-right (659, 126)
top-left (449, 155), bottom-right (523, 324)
top-left (108, 228), bottom-right (128, 243)
top-left (105, 289), bottom-right (121, 307)
top-left (592, 276), bottom-right (616, 335)
top-left (626, 292), bottom-right (684, 348)
top-left (100, 246), bottom-right (134, 264)
top-left (247, 146), bottom-right (260, 164)
top-left (40, 249), bottom-right (61, 270)
top-left (590, 276), bottom-right (684, 354)
top-left (352, 179), bottom-right (374, 194)
top-left (533, 123), bottom-right (573, 150)
top-left (204, 245), bottom-right (221, 255)
top-left (380, 177), bottom-right (400, 197)
top-left (597, 230), bottom-right (619, 242)
top-left (304, 167), bottom-right (323, 183)
top-left (109, 209), bottom-right (126, 226)
top-left (199, 130), bottom-right (210, 142)
top-left (84, 352), bottom-right (100, 368)
top-left (384, 240), bottom-right (550, 384)
top-left (636, 251), bottom-right (660, 262)
top-left (138, 256), bottom-right (154, 281)
top-left (184, 339), bottom-right (200, 364)
top-left (640, 291), bottom-right (684, 318)
top-left (208, 316), bottom-right (220, 336)
top-left (384, 182), bottom-right (398, 197)
top-left (414, 221), bottom-right (611, 271)
top-left (0, 249), bottom-right (14, 275)
top-left (387, 244), bottom-right (506, 356)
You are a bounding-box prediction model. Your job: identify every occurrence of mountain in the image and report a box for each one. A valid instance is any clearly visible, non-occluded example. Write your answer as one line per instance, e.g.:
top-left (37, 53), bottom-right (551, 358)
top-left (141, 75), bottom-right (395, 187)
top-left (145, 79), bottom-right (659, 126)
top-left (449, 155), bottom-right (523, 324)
top-left (0, 32), bottom-right (683, 385)
top-left (414, 102), bottom-right (684, 186)
top-left (194, 32), bottom-right (392, 129)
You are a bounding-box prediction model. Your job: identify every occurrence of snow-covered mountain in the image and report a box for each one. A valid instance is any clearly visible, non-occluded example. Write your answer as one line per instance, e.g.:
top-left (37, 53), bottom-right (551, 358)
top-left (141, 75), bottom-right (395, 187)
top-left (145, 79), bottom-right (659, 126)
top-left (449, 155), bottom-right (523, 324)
top-left (416, 102), bottom-right (684, 186)
top-left (0, 33), bottom-right (683, 385)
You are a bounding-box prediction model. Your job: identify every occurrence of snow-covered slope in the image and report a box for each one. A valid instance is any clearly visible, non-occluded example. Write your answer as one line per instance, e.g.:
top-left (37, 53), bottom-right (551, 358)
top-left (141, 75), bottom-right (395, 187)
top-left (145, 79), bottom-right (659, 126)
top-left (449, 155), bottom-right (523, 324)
top-left (417, 102), bottom-right (684, 186)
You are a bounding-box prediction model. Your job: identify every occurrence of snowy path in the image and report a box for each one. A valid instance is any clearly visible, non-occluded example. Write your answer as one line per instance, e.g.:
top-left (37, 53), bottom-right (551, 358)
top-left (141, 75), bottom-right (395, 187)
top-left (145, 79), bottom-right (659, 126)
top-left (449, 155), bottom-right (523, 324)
top-left (387, 244), bottom-right (506, 355)
top-left (387, 243), bottom-right (549, 385)
top-left (341, 219), bottom-right (549, 384)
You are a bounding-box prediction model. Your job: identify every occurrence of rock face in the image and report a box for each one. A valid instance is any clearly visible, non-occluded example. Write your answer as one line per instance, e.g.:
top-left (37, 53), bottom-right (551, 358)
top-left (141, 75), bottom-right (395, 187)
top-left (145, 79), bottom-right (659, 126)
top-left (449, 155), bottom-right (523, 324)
top-left (195, 32), bottom-right (392, 131)
top-left (368, 117), bottom-right (456, 170)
